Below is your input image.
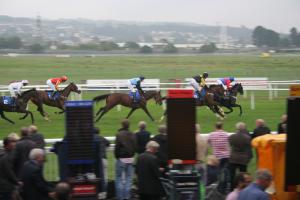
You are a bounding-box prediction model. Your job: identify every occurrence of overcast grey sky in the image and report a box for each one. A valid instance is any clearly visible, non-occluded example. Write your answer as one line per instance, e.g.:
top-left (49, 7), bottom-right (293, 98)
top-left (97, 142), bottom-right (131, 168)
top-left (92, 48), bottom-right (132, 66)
top-left (1, 0), bottom-right (299, 33)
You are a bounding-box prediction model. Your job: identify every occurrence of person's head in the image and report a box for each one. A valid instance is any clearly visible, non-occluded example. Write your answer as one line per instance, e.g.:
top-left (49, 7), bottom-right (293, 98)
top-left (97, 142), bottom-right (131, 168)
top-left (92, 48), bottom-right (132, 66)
top-left (139, 76), bottom-right (145, 81)
top-left (138, 121), bottom-right (147, 130)
top-left (207, 155), bottom-right (219, 166)
top-left (22, 80), bottom-right (29, 86)
top-left (29, 148), bottom-right (45, 165)
top-left (233, 172), bottom-right (252, 190)
top-left (236, 122), bottom-right (247, 132)
top-left (215, 121), bottom-right (223, 130)
top-left (281, 114), bottom-right (287, 123)
top-left (61, 76), bottom-right (68, 82)
top-left (7, 132), bottom-right (20, 141)
top-left (158, 124), bottom-right (167, 135)
top-left (145, 141), bottom-right (160, 154)
top-left (29, 125), bottom-right (38, 135)
top-left (121, 119), bottom-right (130, 130)
top-left (255, 119), bottom-right (265, 127)
top-left (3, 136), bottom-right (17, 151)
top-left (255, 169), bottom-right (272, 190)
top-left (20, 127), bottom-right (30, 137)
top-left (54, 182), bottom-right (72, 200)
top-left (195, 123), bottom-right (201, 134)
top-left (202, 72), bottom-right (209, 79)
top-left (229, 77), bottom-right (235, 82)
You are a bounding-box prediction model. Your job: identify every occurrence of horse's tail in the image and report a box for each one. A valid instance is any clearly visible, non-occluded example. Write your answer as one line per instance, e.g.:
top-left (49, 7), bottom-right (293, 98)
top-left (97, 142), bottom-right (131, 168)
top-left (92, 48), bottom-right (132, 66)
top-left (93, 94), bottom-right (110, 103)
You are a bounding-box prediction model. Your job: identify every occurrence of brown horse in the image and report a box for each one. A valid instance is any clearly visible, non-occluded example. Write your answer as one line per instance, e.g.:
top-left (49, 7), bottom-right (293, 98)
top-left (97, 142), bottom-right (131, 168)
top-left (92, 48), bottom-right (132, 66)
top-left (30, 82), bottom-right (81, 119)
top-left (93, 90), bottom-right (163, 122)
top-left (0, 88), bottom-right (39, 124)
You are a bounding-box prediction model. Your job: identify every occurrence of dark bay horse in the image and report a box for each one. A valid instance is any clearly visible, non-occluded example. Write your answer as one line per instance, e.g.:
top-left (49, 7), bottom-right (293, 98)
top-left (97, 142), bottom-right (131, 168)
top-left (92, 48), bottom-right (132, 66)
top-left (93, 90), bottom-right (163, 122)
top-left (30, 82), bottom-right (81, 119)
top-left (0, 88), bottom-right (39, 124)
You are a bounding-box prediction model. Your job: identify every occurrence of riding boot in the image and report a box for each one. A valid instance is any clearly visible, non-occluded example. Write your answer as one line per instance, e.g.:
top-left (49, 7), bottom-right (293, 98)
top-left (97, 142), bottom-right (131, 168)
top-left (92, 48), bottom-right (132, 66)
top-left (196, 91), bottom-right (202, 101)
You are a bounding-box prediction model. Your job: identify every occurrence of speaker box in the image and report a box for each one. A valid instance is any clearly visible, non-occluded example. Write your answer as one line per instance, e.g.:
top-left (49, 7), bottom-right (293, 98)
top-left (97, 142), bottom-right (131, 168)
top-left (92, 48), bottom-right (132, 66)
top-left (285, 97), bottom-right (300, 191)
top-left (167, 98), bottom-right (196, 161)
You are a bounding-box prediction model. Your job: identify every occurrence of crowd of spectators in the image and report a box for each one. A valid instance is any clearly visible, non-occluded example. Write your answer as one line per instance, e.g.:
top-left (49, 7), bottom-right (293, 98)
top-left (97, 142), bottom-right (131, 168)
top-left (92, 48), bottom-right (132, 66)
top-left (0, 114), bottom-right (285, 200)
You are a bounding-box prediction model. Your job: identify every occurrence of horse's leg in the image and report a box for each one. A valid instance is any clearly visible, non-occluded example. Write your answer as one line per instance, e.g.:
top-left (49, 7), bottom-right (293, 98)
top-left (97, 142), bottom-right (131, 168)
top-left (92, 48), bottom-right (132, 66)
top-left (234, 104), bottom-right (243, 116)
top-left (31, 99), bottom-right (50, 121)
top-left (0, 110), bottom-right (15, 124)
top-left (224, 106), bottom-right (233, 114)
top-left (141, 106), bottom-right (155, 121)
top-left (96, 107), bottom-right (104, 116)
top-left (126, 108), bottom-right (137, 119)
top-left (19, 112), bottom-right (28, 120)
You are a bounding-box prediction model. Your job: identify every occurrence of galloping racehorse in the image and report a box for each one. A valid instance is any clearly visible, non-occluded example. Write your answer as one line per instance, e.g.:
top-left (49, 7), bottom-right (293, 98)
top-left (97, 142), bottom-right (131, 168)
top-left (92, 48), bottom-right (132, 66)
top-left (93, 90), bottom-right (163, 122)
top-left (0, 88), bottom-right (39, 124)
top-left (30, 82), bottom-right (81, 119)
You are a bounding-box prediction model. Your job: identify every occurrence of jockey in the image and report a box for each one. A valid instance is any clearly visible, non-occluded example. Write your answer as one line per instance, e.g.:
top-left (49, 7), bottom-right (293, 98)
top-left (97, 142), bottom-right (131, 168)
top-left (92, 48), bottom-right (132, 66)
top-left (46, 76), bottom-right (68, 98)
top-left (217, 77), bottom-right (235, 93)
top-left (8, 80), bottom-right (29, 97)
top-left (190, 72), bottom-right (208, 100)
top-left (127, 76), bottom-right (145, 102)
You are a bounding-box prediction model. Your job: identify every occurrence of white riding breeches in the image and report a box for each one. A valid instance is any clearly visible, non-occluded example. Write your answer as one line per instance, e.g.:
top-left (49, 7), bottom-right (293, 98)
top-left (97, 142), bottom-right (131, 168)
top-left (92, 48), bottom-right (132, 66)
top-left (217, 80), bottom-right (227, 90)
top-left (46, 79), bottom-right (56, 91)
top-left (8, 85), bottom-right (18, 97)
top-left (190, 79), bottom-right (200, 92)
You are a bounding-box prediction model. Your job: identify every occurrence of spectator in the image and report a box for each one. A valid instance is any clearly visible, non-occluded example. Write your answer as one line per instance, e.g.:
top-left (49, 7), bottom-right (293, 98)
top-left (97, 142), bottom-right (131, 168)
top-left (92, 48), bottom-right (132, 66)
top-left (238, 169), bottom-right (272, 200)
top-left (0, 136), bottom-right (19, 200)
top-left (29, 125), bottom-right (45, 149)
top-left (195, 123), bottom-right (208, 182)
top-left (226, 172), bottom-right (252, 200)
top-left (114, 119), bottom-right (137, 200)
top-left (208, 122), bottom-right (230, 169)
top-left (252, 119), bottom-right (271, 139)
top-left (20, 148), bottom-right (54, 200)
top-left (13, 127), bottom-right (37, 177)
top-left (152, 125), bottom-right (168, 171)
top-left (277, 114), bottom-right (287, 134)
top-left (93, 127), bottom-right (110, 194)
top-left (228, 122), bottom-right (252, 189)
top-left (206, 155), bottom-right (220, 186)
top-left (53, 182), bottom-right (72, 200)
top-left (136, 141), bottom-right (163, 200)
top-left (135, 121), bottom-right (151, 154)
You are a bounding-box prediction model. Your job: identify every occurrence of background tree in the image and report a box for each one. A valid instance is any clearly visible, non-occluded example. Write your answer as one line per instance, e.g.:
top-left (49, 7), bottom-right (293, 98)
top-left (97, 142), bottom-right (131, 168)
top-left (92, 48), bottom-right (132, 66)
top-left (252, 26), bottom-right (280, 47)
top-left (199, 42), bottom-right (218, 53)
top-left (290, 27), bottom-right (300, 47)
top-left (124, 41), bottom-right (140, 49)
top-left (140, 45), bottom-right (152, 53)
top-left (163, 43), bottom-right (178, 53)
top-left (28, 43), bottom-right (45, 53)
top-left (0, 36), bottom-right (22, 49)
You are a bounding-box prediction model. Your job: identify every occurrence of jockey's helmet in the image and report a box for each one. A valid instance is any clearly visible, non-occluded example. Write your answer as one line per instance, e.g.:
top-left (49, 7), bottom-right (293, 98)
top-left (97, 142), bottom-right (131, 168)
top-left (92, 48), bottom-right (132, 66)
top-left (61, 76), bottom-right (68, 81)
top-left (202, 72), bottom-right (209, 78)
top-left (22, 80), bottom-right (29, 85)
top-left (229, 77), bottom-right (235, 82)
top-left (139, 76), bottom-right (145, 81)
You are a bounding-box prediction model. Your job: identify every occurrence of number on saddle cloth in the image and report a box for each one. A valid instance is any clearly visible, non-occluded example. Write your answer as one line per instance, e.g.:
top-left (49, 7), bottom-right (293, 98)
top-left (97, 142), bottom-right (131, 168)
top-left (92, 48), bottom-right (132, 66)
top-left (128, 91), bottom-right (141, 102)
top-left (47, 91), bottom-right (60, 100)
top-left (2, 96), bottom-right (16, 106)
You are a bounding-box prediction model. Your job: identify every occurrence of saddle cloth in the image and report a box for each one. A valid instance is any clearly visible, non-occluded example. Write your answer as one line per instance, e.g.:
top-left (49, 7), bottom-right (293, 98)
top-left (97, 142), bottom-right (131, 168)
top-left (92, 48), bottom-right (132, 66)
top-left (2, 96), bottom-right (16, 106)
top-left (128, 91), bottom-right (141, 102)
top-left (47, 91), bottom-right (60, 100)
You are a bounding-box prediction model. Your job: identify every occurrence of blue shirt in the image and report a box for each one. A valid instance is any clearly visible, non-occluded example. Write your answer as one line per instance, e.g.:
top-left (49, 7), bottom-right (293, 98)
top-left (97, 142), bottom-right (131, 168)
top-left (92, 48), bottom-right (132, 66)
top-left (238, 183), bottom-right (270, 200)
top-left (130, 77), bottom-right (141, 85)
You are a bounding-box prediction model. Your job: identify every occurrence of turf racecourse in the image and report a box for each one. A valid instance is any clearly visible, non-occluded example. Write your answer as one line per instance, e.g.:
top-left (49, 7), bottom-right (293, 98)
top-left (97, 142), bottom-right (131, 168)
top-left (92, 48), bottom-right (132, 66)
top-left (0, 54), bottom-right (299, 138)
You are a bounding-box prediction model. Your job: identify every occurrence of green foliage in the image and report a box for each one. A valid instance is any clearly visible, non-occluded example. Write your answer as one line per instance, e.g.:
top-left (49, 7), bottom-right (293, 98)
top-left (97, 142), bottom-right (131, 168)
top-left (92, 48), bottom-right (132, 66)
top-left (140, 45), bottom-right (152, 53)
top-left (0, 36), bottom-right (22, 49)
top-left (99, 41), bottom-right (119, 51)
top-left (28, 43), bottom-right (45, 53)
top-left (163, 43), bottom-right (178, 53)
top-left (252, 26), bottom-right (280, 47)
top-left (290, 27), bottom-right (300, 47)
top-left (124, 41), bottom-right (140, 49)
top-left (199, 42), bottom-right (218, 53)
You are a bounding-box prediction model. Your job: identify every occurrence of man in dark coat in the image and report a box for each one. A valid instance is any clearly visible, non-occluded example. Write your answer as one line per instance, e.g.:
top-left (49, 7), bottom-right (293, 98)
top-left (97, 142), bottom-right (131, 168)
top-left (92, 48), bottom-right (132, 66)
top-left (152, 125), bottom-right (168, 171)
top-left (135, 121), bottom-right (151, 154)
top-left (29, 125), bottom-right (46, 149)
top-left (252, 119), bottom-right (271, 139)
top-left (20, 148), bottom-right (54, 200)
top-left (136, 141), bottom-right (162, 200)
top-left (13, 127), bottom-right (37, 177)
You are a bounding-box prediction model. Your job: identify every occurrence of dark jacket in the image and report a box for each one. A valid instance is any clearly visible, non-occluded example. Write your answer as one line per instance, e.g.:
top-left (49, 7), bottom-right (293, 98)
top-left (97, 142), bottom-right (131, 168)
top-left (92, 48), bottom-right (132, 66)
top-left (30, 133), bottom-right (46, 149)
top-left (13, 136), bottom-right (37, 177)
top-left (0, 151), bottom-right (19, 192)
top-left (277, 122), bottom-right (287, 134)
top-left (252, 126), bottom-right (271, 139)
top-left (135, 129), bottom-right (151, 154)
top-left (136, 151), bottom-right (162, 195)
top-left (229, 130), bottom-right (252, 165)
top-left (152, 133), bottom-right (168, 168)
top-left (94, 134), bottom-right (110, 159)
top-left (114, 129), bottom-right (136, 159)
top-left (20, 160), bottom-right (53, 200)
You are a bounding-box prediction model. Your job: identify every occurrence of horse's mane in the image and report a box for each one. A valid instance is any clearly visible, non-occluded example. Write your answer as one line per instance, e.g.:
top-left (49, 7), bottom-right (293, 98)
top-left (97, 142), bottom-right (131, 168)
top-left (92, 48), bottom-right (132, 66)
top-left (21, 88), bottom-right (36, 96)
